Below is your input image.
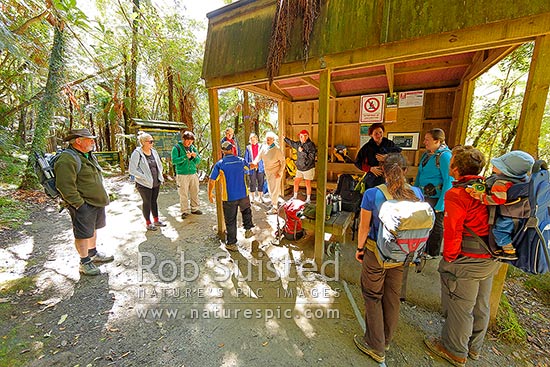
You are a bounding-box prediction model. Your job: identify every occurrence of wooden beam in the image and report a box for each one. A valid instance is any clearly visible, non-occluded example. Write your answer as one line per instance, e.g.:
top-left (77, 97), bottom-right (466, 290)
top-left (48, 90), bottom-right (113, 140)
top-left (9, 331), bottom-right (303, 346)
top-left (385, 63), bottom-right (394, 94)
top-left (449, 79), bottom-right (475, 146)
top-left (463, 45), bottom-right (518, 80)
top-left (270, 82), bottom-right (293, 101)
top-left (239, 85), bottom-right (288, 101)
top-left (314, 69), bottom-right (331, 268)
top-left (301, 76), bottom-right (337, 98)
top-left (208, 88), bottom-right (225, 238)
top-left (204, 12), bottom-right (550, 89)
top-left (513, 34), bottom-right (550, 157)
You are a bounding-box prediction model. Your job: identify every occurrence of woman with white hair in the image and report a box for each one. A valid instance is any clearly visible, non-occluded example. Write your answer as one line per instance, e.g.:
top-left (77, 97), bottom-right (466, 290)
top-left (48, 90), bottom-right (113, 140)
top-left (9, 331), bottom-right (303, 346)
top-left (253, 132), bottom-right (285, 214)
top-left (129, 132), bottom-right (165, 230)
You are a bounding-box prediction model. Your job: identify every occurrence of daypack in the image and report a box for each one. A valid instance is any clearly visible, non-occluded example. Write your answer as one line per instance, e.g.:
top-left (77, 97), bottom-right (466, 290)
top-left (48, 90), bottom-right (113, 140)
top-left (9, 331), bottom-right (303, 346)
top-left (282, 199), bottom-right (305, 240)
top-left (334, 145), bottom-right (354, 163)
top-left (34, 149), bottom-right (81, 198)
top-left (376, 184), bottom-right (435, 265)
top-left (334, 173), bottom-right (363, 213)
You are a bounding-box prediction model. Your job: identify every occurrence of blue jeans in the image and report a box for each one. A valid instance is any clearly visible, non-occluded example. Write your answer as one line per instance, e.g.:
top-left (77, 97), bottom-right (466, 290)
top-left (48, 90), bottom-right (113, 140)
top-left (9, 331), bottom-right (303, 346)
top-left (222, 197), bottom-right (254, 245)
top-left (493, 216), bottom-right (515, 248)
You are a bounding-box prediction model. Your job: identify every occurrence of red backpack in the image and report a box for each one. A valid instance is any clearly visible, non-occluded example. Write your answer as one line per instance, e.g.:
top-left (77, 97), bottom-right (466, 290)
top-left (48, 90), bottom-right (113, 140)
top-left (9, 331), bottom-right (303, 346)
top-left (283, 199), bottom-right (305, 240)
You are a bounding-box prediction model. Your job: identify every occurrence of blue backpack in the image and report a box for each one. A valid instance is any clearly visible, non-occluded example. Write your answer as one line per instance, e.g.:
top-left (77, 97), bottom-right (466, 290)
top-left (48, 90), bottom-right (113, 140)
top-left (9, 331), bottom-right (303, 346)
top-left (503, 161), bottom-right (550, 274)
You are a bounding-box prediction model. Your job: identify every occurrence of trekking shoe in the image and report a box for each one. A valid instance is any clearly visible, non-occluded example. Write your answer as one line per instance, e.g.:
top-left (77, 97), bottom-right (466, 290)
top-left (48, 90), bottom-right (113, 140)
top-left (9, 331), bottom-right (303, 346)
top-left (225, 243), bottom-right (238, 252)
top-left (191, 210), bottom-right (203, 215)
top-left (181, 213), bottom-right (189, 219)
top-left (424, 337), bottom-right (466, 367)
top-left (91, 252), bottom-right (114, 263)
top-left (494, 249), bottom-right (518, 260)
top-left (153, 221), bottom-right (166, 227)
top-left (146, 224), bottom-right (157, 231)
top-left (468, 350), bottom-right (480, 360)
top-left (244, 228), bottom-right (254, 239)
top-left (353, 335), bottom-right (385, 363)
top-left (80, 261), bottom-right (100, 276)
top-left (266, 207), bottom-right (278, 215)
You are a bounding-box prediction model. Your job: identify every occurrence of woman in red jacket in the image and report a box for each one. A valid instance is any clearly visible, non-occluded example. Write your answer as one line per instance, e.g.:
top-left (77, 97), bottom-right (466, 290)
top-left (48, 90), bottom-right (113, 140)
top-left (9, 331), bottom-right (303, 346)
top-left (424, 145), bottom-right (500, 367)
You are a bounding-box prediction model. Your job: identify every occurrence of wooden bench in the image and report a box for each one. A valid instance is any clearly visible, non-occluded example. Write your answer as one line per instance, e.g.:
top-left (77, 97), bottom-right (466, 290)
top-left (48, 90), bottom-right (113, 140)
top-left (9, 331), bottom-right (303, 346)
top-left (301, 210), bottom-right (355, 244)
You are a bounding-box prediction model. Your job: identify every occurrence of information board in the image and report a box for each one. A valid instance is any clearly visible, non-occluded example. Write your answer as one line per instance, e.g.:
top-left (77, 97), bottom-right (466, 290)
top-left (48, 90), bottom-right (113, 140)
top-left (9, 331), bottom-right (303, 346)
top-left (140, 129), bottom-right (181, 160)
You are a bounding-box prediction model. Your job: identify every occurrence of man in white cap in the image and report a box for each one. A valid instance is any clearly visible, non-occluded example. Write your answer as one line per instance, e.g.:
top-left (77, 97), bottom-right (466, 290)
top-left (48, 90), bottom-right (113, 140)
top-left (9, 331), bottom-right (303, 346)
top-left (208, 141), bottom-right (255, 251)
top-left (55, 128), bottom-right (113, 276)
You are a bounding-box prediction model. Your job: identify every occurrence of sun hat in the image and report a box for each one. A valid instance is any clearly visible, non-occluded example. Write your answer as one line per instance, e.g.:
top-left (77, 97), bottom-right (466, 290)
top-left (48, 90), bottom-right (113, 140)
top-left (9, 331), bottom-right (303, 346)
top-left (491, 151), bottom-right (535, 179)
top-left (63, 128), bottom-right (96, 141)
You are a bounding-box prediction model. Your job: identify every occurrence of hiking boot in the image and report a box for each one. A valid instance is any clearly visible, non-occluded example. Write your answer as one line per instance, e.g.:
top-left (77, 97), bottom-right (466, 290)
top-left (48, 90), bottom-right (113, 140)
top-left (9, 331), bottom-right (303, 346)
top-left (244, 228), bottom-right (254, 239)
top-left (468, 350), bottom-right (480, 360)
top-left (153, 221), bottom-right (167, 227)
top-left (181, 213), bottom-right (189, 219)
top-left (353, 335), bottom-right (385, 363)
top-left (494, 249), bottom-right (518, 260)
top-left (266, 207), bottom-right (278, 215)
top-left (146, 224), bottom-right (157, 231)
top-left (225, 243), bottom-right (238, 252)
top-left (80, 261), bottom-right (100, 276)
top-left (424, 337), bottom-right (466, 367)
top-left (91, 252), bottom-right (114, 263)
top-left (191, 210), bottom-right (203, 215)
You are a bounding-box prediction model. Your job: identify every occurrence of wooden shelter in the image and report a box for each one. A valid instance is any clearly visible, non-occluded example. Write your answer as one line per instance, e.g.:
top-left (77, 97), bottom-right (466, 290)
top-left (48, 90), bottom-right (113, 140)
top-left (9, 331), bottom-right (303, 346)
top-left (202, 0), bottom-right (550, 268)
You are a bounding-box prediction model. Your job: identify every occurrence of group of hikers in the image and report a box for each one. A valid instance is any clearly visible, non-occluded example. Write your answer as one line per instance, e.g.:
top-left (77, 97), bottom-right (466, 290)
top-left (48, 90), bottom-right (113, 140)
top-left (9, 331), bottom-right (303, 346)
top-left (53, 124), bottom-right (539, 367)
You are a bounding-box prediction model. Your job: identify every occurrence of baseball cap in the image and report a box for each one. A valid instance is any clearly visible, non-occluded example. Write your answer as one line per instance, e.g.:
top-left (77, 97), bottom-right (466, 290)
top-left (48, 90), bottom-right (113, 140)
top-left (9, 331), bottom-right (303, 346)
top-left (298, 129), bottom-right (309, 136)
top-left (221, 141), bottom-right (234, 151)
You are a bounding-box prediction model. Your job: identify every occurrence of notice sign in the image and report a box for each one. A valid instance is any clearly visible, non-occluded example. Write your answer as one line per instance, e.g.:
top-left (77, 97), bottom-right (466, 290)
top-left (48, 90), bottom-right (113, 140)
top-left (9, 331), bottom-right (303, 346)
top-left (360, 93), bottom-right (385, 123)
top-left (398, 90), bottom-right (424, 108)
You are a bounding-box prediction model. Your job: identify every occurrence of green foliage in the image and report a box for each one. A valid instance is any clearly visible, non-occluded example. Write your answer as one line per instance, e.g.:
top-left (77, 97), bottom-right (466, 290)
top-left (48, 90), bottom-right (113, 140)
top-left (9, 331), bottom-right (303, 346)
top-left (0, 153), bottom-right (26, 189)
top-left (494, 293), bottom-right (527, 344)
top-left (468, 43), bottom-right (534, 168)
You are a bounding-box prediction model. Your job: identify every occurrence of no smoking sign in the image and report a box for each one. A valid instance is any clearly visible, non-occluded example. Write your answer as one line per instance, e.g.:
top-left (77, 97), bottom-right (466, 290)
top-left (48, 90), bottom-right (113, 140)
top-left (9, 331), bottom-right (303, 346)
top-left (360, 93), bottom-right (385, 123)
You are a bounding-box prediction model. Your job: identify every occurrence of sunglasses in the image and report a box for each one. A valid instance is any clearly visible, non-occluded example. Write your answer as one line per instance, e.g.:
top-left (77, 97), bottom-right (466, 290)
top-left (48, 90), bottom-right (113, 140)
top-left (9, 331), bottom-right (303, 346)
top-left (146, 140), bottom-right (154, 143)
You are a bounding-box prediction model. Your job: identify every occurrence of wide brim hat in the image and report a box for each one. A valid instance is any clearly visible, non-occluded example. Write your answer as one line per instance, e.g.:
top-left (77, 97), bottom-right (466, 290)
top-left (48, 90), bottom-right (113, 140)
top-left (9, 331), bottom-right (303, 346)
top-left (491, 150), bottom-right (534, 179)
top-left (63, 128), bottom-right (96, 141)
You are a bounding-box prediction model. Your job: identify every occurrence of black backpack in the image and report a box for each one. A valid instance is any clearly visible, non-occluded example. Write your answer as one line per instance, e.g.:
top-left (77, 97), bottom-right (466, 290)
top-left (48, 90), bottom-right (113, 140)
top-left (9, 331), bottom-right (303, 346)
top-left (34, 149), bottom-right (81, 198)
top-left (334, 174), bottom-right (363, 213)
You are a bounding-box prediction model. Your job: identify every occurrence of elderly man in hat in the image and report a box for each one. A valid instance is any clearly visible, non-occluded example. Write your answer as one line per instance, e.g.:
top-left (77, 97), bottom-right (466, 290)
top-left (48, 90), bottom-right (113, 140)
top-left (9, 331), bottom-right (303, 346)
top-left (55, 128), bottom-right (113, 276)
top-left (208, 141), bottom-right (255, 252)
top-left (284, 130), bottom-right (317, 203)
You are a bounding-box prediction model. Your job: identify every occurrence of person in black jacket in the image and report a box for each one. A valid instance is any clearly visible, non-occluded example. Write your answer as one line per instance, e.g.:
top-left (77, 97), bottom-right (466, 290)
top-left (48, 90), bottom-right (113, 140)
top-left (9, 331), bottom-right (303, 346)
top-left (284, 130), bottom-right (317, 203)
top-left (354, 123), bottom-right (402, 189)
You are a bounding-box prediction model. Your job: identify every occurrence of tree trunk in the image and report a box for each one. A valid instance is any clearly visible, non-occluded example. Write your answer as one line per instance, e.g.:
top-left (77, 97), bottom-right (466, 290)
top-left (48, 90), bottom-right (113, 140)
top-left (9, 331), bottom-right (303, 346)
top-left (21, 20), bottom-right (65, 189)
top-left (16, 108), bottom-right (26, 147)
top-left (167, 65), bottom-right (174, 121)
top-left (129, 0), bottom-right (140, 120)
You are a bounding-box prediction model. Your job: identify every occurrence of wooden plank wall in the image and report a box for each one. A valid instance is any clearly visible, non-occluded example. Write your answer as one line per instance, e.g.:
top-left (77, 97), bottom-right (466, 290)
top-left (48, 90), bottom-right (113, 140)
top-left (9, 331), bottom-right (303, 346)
top-left (285, 89), bottom-right (455, 183)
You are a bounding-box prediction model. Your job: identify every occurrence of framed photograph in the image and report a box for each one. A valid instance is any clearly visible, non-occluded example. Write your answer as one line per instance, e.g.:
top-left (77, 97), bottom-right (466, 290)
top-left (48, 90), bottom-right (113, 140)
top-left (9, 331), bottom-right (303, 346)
top-left (387, 132), bottom-right (420, 150)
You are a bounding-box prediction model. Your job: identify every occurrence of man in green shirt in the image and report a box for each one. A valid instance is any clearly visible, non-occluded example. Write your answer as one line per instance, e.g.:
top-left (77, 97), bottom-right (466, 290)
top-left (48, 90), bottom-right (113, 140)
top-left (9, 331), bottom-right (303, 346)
top-left (172, 131), bottom-right (202, 219)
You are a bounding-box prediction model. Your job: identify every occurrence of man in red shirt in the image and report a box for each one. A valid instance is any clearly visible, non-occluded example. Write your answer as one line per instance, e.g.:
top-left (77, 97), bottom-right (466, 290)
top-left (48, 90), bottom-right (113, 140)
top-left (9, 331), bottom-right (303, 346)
top-left (425, 145), bottom-right (500, 367)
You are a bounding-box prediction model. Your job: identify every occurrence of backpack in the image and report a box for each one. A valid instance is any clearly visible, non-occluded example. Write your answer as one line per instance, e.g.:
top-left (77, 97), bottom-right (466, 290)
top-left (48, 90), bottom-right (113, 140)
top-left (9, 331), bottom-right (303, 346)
top-left (375, 184), bottom-right (435, 265)
top-left (490, 161), bottom-right (550, 274)
top-left (334, 145), bottom-right (354, 163)
top-left (282, 199), bottom-right (305, 240)
top-left (34, 149), bottom-right (81, 199)
top-left (335, 174), bottom-right (363, 213)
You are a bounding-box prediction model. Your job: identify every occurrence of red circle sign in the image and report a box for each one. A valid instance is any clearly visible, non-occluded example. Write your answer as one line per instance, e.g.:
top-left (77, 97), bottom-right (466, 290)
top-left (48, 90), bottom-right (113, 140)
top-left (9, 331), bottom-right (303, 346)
top-left (364, 98), bottom-right (380, 112)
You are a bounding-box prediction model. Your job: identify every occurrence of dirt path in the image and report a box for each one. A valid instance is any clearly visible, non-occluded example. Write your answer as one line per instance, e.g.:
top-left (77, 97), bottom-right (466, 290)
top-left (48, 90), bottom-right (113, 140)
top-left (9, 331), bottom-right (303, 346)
top-left (1, 177), bottom-right (548, 366)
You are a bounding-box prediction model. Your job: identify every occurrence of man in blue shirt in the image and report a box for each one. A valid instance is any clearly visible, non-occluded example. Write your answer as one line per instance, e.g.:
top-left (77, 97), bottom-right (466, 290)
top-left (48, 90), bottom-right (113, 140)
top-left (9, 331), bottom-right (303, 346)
top-left (208, 141), bottom-right (255, 251)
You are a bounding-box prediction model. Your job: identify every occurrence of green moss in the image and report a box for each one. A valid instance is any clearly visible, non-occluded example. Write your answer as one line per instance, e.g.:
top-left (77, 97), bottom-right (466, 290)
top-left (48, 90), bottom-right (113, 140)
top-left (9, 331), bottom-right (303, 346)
top-left (494, 293), bottom-right (527, 344)
top-left (0, 277), bottom-right (35, 296)
top-left (0, 196), bottom-right (30, 230)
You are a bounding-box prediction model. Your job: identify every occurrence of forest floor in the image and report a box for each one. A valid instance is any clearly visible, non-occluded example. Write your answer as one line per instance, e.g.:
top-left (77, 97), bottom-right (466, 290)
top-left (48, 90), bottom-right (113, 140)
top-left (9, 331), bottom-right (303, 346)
top-left (0, 176), bottom-right (549, 367)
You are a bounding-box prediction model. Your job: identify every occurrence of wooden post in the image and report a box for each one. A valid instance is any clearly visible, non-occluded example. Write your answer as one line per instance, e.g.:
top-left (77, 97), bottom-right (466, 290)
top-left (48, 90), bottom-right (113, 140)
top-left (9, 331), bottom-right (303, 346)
top-left (243, 90), bottom-right (251, 142)
top-left (208, 88), bottom-right (225, 238)
top-left (314, 69), bottom-right (331, 268)
top-left (449, 79), bottom-right (475, 146)
top-left (489, 263), bottom-right (508, 326)
top-left (513, 35), bottom-right (550, 157)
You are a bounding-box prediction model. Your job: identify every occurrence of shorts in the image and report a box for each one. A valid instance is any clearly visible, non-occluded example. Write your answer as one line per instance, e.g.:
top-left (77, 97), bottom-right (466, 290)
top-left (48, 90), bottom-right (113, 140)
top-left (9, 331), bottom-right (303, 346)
top-left (68, 203), bottom-right (106, 239)
top-left (296, 168), bottom-right (315, 180)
